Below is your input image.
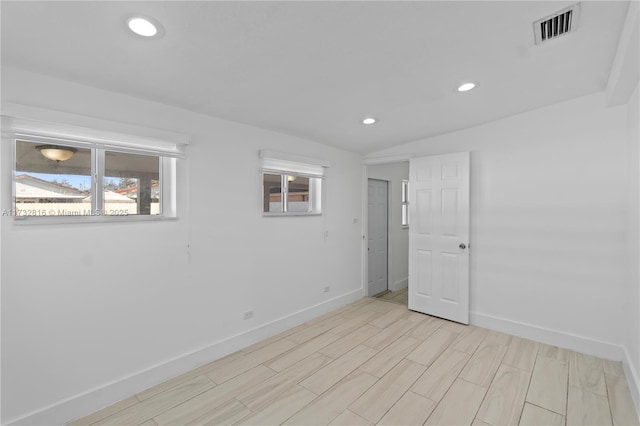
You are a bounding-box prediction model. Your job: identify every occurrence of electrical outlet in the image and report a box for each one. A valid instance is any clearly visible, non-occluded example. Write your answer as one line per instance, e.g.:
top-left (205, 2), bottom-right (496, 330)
top-left (243, 310), bottom-right (254, 320)
top-left (323, 286), bottom-right (330, 293)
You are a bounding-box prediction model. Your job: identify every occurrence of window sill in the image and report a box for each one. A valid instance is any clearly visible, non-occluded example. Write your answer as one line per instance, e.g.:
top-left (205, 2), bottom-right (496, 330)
top-left (262, 212), bottom-right (322, 217)
top-left (10, 215), bottom-right (178, 226)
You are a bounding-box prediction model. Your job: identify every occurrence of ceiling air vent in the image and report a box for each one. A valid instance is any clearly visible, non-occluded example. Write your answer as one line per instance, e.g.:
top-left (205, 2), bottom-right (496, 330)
top-left (533, 3), bottom-right (581, 45)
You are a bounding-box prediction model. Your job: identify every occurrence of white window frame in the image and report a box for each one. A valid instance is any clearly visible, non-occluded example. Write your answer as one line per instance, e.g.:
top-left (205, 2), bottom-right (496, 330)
top-left (401, 179), bottom-right (409, 227)
top-left (11, 136), bottom-right (177, 223)
top-left (259, 150), bottom-right (328, 217)
top-left (2, 106), bottom-right (187, 224)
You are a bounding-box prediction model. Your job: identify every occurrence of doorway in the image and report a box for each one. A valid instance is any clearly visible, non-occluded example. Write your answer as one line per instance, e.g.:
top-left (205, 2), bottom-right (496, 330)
top-left (366, 162), bottom-right (410, 305)
top-left (367, 178), bottom-right (388, 297)
top-left (365, 155), bottom-right (469, 317)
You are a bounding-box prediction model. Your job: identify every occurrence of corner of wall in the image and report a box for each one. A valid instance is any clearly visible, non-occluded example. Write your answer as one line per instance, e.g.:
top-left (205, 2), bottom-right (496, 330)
top-left (470, 311), bottom-right (625, 361)
top-left (391, 278), bottom-right (408, 292)
top-left (623, 345), bottom-right (640, 421)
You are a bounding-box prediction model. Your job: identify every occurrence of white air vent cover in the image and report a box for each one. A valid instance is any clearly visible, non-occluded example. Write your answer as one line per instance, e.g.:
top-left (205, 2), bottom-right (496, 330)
top-left (533, 3), bottom-right (581, 45)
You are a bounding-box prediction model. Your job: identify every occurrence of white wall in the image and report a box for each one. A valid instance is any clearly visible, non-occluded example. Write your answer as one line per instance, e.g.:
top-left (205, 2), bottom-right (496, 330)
top-left (627, 81), bottom-right (640, 408)
top-left (0, 68), bottom-right (363, 425)
top-left (367, 162), bottom-right (409, 291)
top-left (367, 93), bottom-right (629, 358)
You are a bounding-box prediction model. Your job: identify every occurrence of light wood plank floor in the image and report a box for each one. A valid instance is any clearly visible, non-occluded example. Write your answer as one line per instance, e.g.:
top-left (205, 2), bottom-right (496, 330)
top-left (374, 288), bottom-right (408, 306)
top-left (72, 297), bottom-right (639, 426)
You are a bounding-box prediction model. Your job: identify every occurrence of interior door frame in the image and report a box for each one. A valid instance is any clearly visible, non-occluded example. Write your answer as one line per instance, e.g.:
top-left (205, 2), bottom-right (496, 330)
top-left (361, 156), bottom-right (413, 297)
top-left (366, 177), bottom-right (390, 296)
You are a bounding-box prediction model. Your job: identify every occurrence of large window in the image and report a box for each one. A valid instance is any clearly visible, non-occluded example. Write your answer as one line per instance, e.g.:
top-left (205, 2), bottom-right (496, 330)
top-left (13, 139), bottom-right (172, 219)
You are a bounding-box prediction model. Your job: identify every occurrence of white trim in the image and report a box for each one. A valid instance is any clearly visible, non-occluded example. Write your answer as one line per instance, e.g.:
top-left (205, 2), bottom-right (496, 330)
top-left (6, 289), bottom-right (364, 426)
top-left (361, 165), bottom-right (369, 297)
top-left (473, 310), bottom-right (640, 423)
top-left (391, 278), bottom-right (408, 292)
top-left (261, 159), bottom-right (324, 177)
top-left (470, 311), bottom-right (624, 361)
top-left (386, 179), bottom-right (392, 295)
top-left (622, 346), bottom-right (640, 421)
top-left (259, 150), bottom-right (330, 168)
top-left (362, 154), bottom-right (412, 166)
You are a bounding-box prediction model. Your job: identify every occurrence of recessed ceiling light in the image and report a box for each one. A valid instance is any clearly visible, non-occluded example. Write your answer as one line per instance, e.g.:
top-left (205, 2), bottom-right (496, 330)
top-left (457, 82), bottom-right (477, 92)
top-left (127, 16), bottom-right (163, 38)
top-left (362, 117), bottom-right (377, 125)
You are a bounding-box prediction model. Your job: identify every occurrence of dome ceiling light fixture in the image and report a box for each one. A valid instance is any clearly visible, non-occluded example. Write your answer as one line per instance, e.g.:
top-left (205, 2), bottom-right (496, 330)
top-left (362, 117), bottom-right (377, 125)
top-left (127, 16), bottom-right (165, 38)
top-left (36, 145), bottom-right (77, 162)
top-left (457, 82), bottom-right (477, 92)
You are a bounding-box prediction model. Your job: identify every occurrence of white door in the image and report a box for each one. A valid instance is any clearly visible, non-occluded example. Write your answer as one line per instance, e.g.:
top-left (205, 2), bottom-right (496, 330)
top-left (408, 152), bottom-right (470, 324)
top-left (368, 179), bottom-right (388, 296)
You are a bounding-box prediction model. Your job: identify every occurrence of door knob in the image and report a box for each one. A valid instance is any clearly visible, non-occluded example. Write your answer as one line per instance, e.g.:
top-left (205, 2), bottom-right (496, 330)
top-left (459, 243), bottom-right (467, 249)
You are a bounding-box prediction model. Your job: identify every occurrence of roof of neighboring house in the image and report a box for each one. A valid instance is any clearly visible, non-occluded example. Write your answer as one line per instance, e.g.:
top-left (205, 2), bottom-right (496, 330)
top-left (15, 181), bottom-right (86, 199)
top-left (83, 191), bottom-right (135, 203)
top-left (114, 183), bottom-right (160, 200)
top-left (113, 187), bottom-right (136, 196)
top-left (15, 174), bottom-right (86, 195)
top-left (15, 174), bottom-right (153, 202)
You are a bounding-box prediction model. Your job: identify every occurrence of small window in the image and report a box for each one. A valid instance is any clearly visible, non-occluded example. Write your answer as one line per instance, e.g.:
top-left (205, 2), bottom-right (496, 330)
top-left (259, 150), bottom-right (327, 216)
top-left (401, 179), bottom-right (409, 227)
top-left (13, 138), bottom-right (174, 220)
top-left (262, 172), bottom-right (321, 215)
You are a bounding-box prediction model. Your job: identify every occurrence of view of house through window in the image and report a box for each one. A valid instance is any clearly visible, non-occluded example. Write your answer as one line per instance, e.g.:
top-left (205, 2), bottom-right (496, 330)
top-left (14, 139), bottom-right (163, 217)
top-left (262, 172), bottom-right (319, 214)
top-left (15, 140), bottom-right (92, 216)
top-left (286, 175), bottom-right (310, 213)
top-left (263, 173), bottom-right (283, 213)
top-left (104, 151), bottom-right (160, 215)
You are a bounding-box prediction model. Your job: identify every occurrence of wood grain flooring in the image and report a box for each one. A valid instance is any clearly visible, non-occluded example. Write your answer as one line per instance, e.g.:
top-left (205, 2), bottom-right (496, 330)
top-left (72, 297), bottom-right (639, 426)
top-left (374, 288), bottom-right (408, 306)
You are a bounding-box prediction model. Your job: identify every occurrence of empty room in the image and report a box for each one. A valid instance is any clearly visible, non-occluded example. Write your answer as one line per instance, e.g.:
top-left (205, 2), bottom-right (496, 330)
top-left (1, 1), bottom-right (639, 425)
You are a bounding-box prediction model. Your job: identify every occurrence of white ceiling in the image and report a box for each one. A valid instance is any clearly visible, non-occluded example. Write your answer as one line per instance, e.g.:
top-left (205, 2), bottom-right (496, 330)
top-left (1, 1), bottom-right (630, 154)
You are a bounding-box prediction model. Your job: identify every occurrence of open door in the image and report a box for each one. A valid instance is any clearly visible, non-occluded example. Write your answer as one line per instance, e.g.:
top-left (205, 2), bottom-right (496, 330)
top-left (408, 152), bottom-right (470, 324)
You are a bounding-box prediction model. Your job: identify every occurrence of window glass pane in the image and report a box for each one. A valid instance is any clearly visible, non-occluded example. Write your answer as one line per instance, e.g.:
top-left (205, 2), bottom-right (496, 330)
top-left (104, 151), bottom-right (160, 216)
top-left (402, 204), bottom-right (409, 226)
top-left (15, 140), bottom-right (92, 216)
top-left (402, 180), bottom-right (409, 203)
top-left (263, 173), bottom-right (282, 213)
top-left (286, 175), bottom-right (310, 213)
top-left (401, 180), bottom-right (409, 226)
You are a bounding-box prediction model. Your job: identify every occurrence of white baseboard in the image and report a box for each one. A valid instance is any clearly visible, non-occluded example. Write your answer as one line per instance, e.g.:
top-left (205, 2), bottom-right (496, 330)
top-left (474, 310), bottom-right (639, 422)
top-left (7, 289), bottom-right (365, 426)
top-left (390, 277), bottom-right (408, 292)
top-left (470, 311), bottom-right (624, 361)
top-left (622, 346), bottom-right (640, 422)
